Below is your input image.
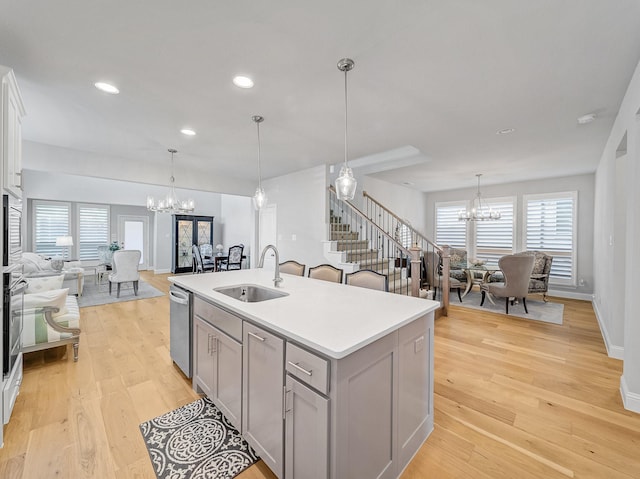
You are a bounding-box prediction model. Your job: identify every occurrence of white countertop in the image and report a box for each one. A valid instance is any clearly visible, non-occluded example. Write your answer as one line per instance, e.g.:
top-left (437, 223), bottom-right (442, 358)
top-left (169, 269), bottom-right (439, 359)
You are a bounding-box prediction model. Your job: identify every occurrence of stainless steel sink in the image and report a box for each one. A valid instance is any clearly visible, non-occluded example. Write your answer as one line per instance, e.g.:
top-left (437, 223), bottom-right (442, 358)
top-left (213, 284), bottom-right (289, 303)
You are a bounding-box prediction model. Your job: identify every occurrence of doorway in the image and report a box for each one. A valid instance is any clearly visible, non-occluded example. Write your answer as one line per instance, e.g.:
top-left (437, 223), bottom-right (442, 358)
top-left (118, 215), bottom-right (150, 270)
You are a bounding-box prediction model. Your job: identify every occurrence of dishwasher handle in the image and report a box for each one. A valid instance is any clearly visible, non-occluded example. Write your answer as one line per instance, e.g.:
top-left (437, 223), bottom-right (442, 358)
top-left (169, 289), bottom-right (190, 305)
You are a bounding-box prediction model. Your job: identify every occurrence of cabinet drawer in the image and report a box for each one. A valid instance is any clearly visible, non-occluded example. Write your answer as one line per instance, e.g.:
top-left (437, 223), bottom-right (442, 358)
top-left (286, 343), bottom-right (329, 395)
top-left (194, 296), bottom-right (242, 342)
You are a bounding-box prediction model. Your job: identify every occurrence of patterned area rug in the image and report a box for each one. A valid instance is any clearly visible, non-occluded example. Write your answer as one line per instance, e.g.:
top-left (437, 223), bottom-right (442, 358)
top-left (77, 279), bottom-right (164, 307)
top-left (140, 397), bottom-right (259, 479)
top-left (453, 290), bottom-right (564, 324)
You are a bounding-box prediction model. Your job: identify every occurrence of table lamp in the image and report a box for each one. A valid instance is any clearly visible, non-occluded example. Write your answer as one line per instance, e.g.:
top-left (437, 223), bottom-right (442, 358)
top-left (54, 236), bottom-right (74, 271)
top-left (216, 244), bottom-right (224, 256)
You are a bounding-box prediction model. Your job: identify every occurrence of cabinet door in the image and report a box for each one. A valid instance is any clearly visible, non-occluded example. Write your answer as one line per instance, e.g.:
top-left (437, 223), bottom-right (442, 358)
top-left (285, 375), bottom-right (329, 479)
top-left (3, 74), bottom-right (24, 198)
top-left (243, 323), bottom-right (284, 478)
top-left (193, 317), bottom-right (215, 397)
top-left (212, 329), bottom-right (242, 431)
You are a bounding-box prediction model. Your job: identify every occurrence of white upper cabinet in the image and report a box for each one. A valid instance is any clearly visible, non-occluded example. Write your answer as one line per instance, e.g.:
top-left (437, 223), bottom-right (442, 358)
top-left (1, 66), bottom-right (26, 198)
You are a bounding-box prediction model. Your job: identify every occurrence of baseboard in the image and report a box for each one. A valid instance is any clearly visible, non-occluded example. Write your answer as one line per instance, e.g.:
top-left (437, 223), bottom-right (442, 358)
top-left (620, 375), bottom-right (640, 413)
top-left (592, 299), bottom-right (624, 360)
top-left (154, 268), bottom-right (172, 274)
top-left (547, 289), bottom-right (593, 301)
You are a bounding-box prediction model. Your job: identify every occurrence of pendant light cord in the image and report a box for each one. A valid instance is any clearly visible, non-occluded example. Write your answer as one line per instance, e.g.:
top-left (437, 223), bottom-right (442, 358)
top-left (344, 67), bottom-right (349, 168)
top-left (257, 120), bottom-right (262, 188)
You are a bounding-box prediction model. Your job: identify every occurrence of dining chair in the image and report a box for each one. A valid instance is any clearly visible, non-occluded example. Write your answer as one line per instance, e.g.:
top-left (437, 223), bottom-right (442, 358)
top-left (424, 251), bottom-right (463, 302)
top-left (109, 250), bottom-right (141, 297)
top-left (279, 260), bottom-right (306, 276)
top-left (480, 254), bottom-right (535, 314)
top-left (308, 264), bottom-right (343, 283)
top-left (219, 244), bottom-right (244, 271)
top-left (192, 244), bottom-right (214, 273)
top-left (345, 269), bottom-right (388, 292)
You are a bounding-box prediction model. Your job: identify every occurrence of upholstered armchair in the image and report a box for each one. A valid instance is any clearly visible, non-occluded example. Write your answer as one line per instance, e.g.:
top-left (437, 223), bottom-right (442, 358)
top-left (448, 248), bottom-right (469, 285)
top-left (488, 251), bottom-right (553, 301)
top-left (109, 250), bottom-right (141, 297)
top-left (481, 254), bottom-right (535, 314)
top-left (424, 251), bottom-right (463, 302)
top-left (219, 244), bottom-right (244, 271)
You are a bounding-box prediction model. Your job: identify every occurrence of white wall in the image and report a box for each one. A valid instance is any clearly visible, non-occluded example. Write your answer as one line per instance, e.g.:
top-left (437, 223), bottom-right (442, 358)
top-left (262, 165), bottom-right (329, 269)
top-left (220, 195), bottom-right (255, 267)
top-left (22, 169), bottom-right (224, 272)
top-left (593, 57), bottom-right (640, 412)
top-left (361, 176), bottom-right (429, 234)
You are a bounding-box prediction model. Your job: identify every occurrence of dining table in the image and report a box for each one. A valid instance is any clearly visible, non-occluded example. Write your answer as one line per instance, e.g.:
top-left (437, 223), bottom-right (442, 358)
top-left (458, 262), bottom-right (501, 299)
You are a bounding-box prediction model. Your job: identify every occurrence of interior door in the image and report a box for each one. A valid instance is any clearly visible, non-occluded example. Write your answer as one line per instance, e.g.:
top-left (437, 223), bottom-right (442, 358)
top-left (118, 215), bottom-right (149, 270)
top-left (258, 205), bottom-right (277, 270)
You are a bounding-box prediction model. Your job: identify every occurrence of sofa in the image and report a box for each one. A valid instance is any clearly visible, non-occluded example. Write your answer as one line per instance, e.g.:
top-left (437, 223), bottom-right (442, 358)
top-left (21, 274), bottom-right (81, 361)
top-left (20, 252), bottom-right (85, 296)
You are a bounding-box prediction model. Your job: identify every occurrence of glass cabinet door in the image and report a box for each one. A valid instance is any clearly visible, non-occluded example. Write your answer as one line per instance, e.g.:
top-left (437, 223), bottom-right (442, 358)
top-left (172, 215), bottom-right (214, 273)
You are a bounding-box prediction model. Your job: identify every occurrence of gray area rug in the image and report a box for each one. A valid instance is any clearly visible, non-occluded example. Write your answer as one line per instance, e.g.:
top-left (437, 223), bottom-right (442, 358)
top-left (140, 397), bottom-right (259, 479)
top-left (77, 279), bottom-right (164, 307)
top-left (453, 290), bottom-right (564, 324)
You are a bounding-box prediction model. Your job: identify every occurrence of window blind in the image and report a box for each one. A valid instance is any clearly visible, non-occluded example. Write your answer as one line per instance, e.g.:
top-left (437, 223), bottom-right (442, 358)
top-left (475, 199), bottom-right (515, 266)
top-left (435, 203), bottom-right (466, 248)
top-left (525, 194), bottom-right (575, 283)
top-left (34, 202), bottom-right (70, 257)
top-left (79, 205), bottom-right (110, 261)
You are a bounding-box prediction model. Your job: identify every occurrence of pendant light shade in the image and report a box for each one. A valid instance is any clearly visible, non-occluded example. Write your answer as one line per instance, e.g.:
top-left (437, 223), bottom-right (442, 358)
top-left (252, 115), bottom-right (267, 210)
top-left (146, 149), bottom-right (195, 214)
top-left (335, 58), bottom-right (357, 201)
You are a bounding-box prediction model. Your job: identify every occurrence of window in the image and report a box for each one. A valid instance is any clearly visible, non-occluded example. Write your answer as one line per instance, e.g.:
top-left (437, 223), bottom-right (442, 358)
top-left (78, 204), bottom-right (110, 261)
top-left (475, 198), bottom-right (515, 266)
top-left (524, 192), bottom-right (577, 285)
top-left (33, 201), bottom-right (71, 257)
top-left (435, 202), bottom-right (467, 248)
top-left (395, 223), bottom-right (412, 249)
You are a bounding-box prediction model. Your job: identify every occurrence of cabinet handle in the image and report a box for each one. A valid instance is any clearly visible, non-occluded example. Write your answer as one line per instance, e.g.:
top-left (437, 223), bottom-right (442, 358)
top-left (211, 336), bottom-right (217, 354)
top-left (283, 386), bottom-right (292, 418)
top-left (288, 361), bottom-right (313, 376)
top-left (248, 331), bottom-right (265, 342)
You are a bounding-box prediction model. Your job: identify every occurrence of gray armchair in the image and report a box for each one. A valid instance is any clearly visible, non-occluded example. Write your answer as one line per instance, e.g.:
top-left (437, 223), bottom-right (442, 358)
top-left (480, 254), bottom-right (535, 314)
top-left (488, 251), bottom-right (553, 301)
top-left (424, 251), bottom-right (463, 302)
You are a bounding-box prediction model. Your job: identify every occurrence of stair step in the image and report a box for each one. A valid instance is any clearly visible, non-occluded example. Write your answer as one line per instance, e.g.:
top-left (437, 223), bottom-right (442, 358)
top-left (330, 231), bottom-right (359, 240)
top-left (330, 223), bottom-right (351, 232)
top-left (345, 250), bottom-right (379, 262)
top-left (335, 240), bottom-right (369, 251)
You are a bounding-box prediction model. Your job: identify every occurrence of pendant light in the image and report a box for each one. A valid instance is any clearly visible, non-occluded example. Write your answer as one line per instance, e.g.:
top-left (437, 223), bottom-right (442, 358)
top-left (252, 115), bottom-right (267, 210)
top-left (146, 148), bottom-right (195, 214)
top-left (458, 174), bottom-right (501, 221)
top-left (335, 58), bottom-right (357, 201)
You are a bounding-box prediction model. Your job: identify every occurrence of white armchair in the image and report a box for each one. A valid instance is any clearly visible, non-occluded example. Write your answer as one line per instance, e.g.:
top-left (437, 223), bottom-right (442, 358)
top-left (108, 250), bottom-right (141, 297)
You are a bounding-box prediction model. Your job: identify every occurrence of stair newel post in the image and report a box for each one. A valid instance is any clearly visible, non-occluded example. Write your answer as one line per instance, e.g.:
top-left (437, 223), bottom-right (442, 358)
top-left (441, 245), bottom-right (451, 316)
top-left (409, 245), bottom-right (421, 298)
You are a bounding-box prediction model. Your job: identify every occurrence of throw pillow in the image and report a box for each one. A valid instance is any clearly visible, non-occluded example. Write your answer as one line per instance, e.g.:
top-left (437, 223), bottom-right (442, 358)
top-left (23, 288), bottom-right (69, 318)
top-left (25, 274), bottom-right (65, 294)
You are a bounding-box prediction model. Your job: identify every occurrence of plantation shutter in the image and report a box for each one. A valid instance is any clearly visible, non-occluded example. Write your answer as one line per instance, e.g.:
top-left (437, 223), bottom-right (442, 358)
top-left (525, 193), bottom-right (576, 284)
top-left (78, 204), bottom-right (110, 261)
top-left (475, 198), bottom-right (515, 266)
top-left (34, 201), bottom-right (70, 257)
top-left (435, 202), bottom-right (466, 248)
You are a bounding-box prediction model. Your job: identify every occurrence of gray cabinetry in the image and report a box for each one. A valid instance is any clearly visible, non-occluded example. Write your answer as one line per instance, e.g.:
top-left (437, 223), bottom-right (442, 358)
top-left (285, 375), bottom-right (329, 479)
top-left (242, 322), bottom-right (284, 478)
top-left (193, 297), bottom-right (243, 431)
top-left (193, 316), bottom-right (215, 397)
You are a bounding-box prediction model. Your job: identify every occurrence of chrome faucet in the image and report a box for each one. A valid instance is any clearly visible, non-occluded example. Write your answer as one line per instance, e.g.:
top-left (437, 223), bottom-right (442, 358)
top-left (258, 244), bottom-right (283, 287)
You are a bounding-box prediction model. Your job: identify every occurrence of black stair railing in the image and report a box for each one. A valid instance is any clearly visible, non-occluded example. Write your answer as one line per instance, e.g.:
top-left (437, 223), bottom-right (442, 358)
top-left (362, 190), bottom-right (451, 312)
top-left (328, 186), bottom-right (418, 297)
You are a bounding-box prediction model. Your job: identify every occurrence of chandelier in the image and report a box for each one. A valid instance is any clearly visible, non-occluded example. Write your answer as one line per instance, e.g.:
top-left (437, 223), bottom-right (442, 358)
top-left (335, 58), bottom-right (357, 201)
top-left (147, 148), bottom-right (195, 214)
top-left (252, 115), bottom-right (267, 210)
top-left (458, 174), bottom-right (501, 221)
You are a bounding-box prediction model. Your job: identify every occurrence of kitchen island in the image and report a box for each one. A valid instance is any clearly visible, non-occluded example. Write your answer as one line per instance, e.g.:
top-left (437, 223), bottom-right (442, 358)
top-left (169, 268), bottom-right (439, 479)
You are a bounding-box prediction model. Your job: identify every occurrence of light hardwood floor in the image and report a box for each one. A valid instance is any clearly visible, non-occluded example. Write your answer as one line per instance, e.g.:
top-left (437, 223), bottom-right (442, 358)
top-left (1, 273), bottom-right (639, 478)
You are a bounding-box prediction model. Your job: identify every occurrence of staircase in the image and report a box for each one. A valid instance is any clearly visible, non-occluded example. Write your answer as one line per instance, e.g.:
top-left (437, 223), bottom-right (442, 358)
top-left (325, 190), bottom-right (416, 296)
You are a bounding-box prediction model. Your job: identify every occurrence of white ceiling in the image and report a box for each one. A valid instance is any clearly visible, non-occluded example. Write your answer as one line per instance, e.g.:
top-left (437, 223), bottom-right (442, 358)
top-left (2, 0), bottom-right (640, 193)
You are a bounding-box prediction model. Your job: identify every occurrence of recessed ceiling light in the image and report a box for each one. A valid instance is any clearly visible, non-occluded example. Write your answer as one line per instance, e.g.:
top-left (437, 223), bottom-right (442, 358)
top-left (496, 128), bottom-right (515, 135)
top-left (402, 181), bottom-right (414, 186)
top-left (233, 75), bottom-right (254, 88)
top-left (180, 128), bottom-right (196, 136)
top-left (94, 82), bottom-right (119, 94)
top-left (577, 113), bottom-right (596, 124)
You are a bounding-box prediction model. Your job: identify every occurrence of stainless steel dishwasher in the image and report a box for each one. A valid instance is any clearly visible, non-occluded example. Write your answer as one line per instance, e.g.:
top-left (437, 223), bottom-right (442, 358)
top-left (169, 284), bottom-right (192, 377)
